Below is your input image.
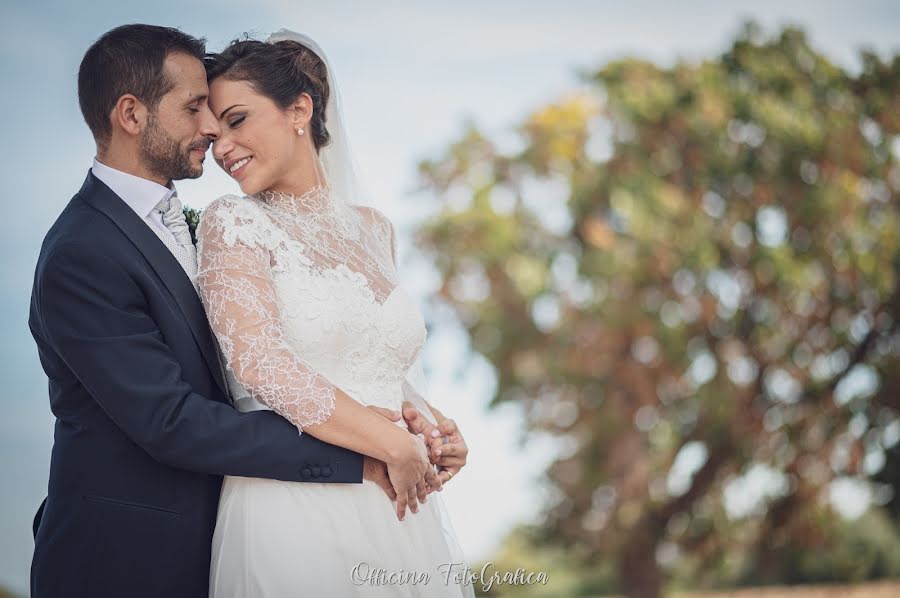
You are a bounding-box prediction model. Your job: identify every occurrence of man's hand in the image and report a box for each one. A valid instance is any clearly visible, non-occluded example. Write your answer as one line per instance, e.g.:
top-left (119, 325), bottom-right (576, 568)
top-left (402, 402), bottom-right (468, 486)
top-left (362, 455), bottom-right (395, 501)
top-left (364, 405), bottom-right (440, 515)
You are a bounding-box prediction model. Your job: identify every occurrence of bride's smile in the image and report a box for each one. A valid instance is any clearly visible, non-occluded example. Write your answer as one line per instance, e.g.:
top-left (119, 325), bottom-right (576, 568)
top-left (209, 75), bottom-right (326, 198)
top-left (225, 155), bottom-right (252, 177)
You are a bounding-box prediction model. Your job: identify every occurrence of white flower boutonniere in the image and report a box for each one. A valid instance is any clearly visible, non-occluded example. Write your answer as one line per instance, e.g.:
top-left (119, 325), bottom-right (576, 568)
top-left (183, 206), bottom-right (203, 245)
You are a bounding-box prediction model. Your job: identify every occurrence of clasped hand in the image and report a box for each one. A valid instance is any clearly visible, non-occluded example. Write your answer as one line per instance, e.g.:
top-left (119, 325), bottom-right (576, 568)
top-left (363, 401), bottom-right (468, 521)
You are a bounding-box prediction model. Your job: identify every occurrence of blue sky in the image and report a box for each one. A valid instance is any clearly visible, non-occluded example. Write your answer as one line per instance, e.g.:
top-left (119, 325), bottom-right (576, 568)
top-left (1, 0), bottom-right (898, 594)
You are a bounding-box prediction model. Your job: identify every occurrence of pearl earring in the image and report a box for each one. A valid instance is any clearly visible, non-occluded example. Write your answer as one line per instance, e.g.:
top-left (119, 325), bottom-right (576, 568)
top-left (297, 127), bottom-right (304, 135)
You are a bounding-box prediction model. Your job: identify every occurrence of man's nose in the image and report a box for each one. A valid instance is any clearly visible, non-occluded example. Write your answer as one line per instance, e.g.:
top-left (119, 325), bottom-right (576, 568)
top-left (199, 104), bottom-right (221, 140)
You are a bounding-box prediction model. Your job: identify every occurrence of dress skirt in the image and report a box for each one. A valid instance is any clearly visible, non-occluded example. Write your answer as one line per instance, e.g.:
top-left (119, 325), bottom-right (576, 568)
top-left (209, 475), bottom-right (474, 597)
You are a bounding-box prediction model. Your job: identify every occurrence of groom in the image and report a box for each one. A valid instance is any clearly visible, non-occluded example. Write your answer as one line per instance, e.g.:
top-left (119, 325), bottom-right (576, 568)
top-left (29, 24), bottom-right (465, 598)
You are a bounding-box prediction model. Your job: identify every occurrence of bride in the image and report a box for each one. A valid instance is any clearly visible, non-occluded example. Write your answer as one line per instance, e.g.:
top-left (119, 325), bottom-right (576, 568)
top-left (196, 30), bottom-right (474, 597)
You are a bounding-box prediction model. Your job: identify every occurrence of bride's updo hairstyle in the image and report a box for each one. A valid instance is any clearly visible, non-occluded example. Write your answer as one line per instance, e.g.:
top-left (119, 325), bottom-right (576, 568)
top-left (205, 38), bottom-right (331, 151)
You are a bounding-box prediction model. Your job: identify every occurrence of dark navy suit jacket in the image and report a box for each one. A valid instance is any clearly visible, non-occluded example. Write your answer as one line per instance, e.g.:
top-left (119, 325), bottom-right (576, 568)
top-left (28, 171), bottom-right (364, 597)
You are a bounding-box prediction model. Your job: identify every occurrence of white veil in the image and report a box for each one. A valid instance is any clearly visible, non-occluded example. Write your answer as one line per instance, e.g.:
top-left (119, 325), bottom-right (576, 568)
top-left (265, 29), bottom-right (370, 211)
top-left (263, 28), bottom-right (470, 569)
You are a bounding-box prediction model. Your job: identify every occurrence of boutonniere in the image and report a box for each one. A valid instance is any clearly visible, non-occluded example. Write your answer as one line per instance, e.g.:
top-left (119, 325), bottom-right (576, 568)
top-left (183, 206), bottom-right (203, 245)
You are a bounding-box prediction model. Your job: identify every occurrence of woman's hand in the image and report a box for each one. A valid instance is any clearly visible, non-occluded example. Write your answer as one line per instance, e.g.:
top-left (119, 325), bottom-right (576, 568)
top-left (361, 406), bottom-right (401, 501)
top-left (363, 405), bottom-right (443, 512)
top-left (402, 402), bottom-right (469, 487)
top-left (429, 418), bottom-right (468, 484)
top-left (384, 430), bottom-right (430, 521)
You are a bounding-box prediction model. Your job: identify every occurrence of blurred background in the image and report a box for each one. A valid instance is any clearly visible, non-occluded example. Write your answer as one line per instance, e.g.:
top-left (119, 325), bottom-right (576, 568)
top-left (2, 1), bottom-right (899, 597)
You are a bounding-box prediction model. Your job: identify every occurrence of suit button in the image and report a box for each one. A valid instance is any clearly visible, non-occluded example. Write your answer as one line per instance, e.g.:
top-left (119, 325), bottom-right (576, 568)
top-left (322, 466), bottom-right (332, 477)
top-left (312, 466), bottom-right (321, 477)
top-left (301, 468), bottom-right (312, 478)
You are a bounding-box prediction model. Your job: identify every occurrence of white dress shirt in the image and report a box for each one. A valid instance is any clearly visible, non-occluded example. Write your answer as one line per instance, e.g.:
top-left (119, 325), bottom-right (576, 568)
top-left (91, 158), bottom-right (179, 245)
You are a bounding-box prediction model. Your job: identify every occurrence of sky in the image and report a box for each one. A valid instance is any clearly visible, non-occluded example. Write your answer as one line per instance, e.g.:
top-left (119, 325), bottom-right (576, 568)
top-left (1, 0), bottom-right (899, 594)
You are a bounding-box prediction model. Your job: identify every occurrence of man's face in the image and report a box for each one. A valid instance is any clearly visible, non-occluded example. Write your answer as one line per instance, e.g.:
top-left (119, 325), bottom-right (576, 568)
top-left (138, 52), bottom-right (220, 182)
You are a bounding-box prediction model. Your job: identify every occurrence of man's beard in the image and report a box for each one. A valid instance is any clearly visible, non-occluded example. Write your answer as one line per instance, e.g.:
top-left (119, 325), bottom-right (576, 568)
top-left (139, 112), bottom-right (207, 182)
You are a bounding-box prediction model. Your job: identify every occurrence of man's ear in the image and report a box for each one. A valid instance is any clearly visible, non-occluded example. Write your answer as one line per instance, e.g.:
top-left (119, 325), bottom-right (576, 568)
top-left (112, 94), bottom-right (148, 137)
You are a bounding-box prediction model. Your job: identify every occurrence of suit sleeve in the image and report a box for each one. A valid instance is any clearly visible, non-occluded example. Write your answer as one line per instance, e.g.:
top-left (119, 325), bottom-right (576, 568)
top-left (35, 241), bottom-right (363, 483)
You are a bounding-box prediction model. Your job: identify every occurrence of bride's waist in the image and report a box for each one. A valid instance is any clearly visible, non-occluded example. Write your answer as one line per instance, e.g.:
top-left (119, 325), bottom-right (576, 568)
top-left (231, 378), bottom-right (405, 413)
top-left (219, 476), bottom-right (391, 505)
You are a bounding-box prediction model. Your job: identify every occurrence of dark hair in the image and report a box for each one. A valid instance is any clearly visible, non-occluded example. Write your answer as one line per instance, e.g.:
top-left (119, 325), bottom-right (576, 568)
top-left (78, 24), bottom-right (206, 150)
top-left (205, 38), bottom-right (331, 151)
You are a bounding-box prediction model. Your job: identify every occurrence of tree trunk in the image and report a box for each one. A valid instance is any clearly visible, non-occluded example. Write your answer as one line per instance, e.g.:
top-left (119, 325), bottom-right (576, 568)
top-left (619, 518), bottom-right (663, 598)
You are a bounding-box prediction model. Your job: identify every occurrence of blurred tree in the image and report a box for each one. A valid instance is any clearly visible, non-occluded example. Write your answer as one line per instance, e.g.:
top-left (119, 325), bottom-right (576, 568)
top-left (415, 22), bottom-right (900, 598)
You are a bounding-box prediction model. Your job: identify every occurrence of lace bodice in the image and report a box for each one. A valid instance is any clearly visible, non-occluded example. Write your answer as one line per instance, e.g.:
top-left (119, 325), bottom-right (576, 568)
top-left (195, 187), bottom-right (427, 432)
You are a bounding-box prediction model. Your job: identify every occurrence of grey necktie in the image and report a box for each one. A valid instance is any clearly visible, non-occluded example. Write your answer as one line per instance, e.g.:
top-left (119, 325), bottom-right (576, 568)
top-left (154, 193), bottom-right (198, 284)
top-left (153, 193), bottom-right (233, 403)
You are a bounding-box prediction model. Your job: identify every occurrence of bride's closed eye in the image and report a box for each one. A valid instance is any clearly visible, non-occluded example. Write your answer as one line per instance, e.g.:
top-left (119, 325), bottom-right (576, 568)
top-left (227, 115), bottom-right (246, 128)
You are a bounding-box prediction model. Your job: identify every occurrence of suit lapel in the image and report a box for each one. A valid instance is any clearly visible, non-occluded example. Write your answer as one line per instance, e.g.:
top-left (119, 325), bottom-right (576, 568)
top-left (77, 171), bottom-right (229, 397)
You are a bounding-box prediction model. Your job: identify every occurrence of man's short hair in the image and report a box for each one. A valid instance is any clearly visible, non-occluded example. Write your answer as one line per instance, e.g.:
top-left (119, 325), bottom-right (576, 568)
top-left (78, 24), bottom-right (206, 149)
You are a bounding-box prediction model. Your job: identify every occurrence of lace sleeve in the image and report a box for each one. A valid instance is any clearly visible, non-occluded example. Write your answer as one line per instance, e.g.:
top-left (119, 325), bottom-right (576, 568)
top-left (196, 197), bottom-right (336, 432)
top-left (355, 205), bottom-right (397, 269)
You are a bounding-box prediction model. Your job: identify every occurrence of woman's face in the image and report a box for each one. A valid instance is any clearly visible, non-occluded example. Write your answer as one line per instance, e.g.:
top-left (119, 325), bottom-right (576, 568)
top-left (208, 78), bottom-right (308, 195)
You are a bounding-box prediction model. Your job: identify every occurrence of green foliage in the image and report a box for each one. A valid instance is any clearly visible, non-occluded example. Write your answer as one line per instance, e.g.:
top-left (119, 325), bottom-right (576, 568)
top-left (0, 585), bottom-right (20, 598)
top-left (183, 205), bottom-right (202, 243)
top-left (666, 508), bottom-right (900, 591)
top-left (417, 20), bottom-right (900, 598)
top-left (472, 526), bottom-right (617, 597)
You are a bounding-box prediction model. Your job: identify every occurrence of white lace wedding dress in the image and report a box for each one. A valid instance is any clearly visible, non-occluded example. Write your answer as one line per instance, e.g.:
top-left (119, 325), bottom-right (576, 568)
top-left (196, 188), bottom-right (473, 597)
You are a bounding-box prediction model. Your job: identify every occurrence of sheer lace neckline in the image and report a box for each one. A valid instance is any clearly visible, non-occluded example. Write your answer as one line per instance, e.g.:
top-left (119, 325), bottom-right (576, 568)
top-left (253, 185), bottom-right (335, 214)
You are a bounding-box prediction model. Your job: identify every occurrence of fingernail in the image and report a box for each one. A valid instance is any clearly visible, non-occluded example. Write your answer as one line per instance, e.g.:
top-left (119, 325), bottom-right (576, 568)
top-left (431, 429), bottom-right (440, 437)
top-left (435, 449), bottom-right (442, 456)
